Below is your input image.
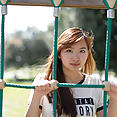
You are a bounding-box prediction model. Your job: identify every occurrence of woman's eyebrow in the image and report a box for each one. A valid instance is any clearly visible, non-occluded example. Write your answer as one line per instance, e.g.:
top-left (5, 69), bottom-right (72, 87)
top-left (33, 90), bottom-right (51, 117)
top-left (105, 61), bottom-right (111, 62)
top-left (80, 47), bottom-right (87, 49)
top-left (65, 46), bottom-right (73, 49)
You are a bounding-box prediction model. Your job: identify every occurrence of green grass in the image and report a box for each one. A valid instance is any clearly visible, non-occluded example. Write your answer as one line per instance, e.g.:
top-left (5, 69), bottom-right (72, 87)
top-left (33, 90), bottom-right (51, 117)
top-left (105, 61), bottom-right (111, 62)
top-left (3, 82), bottom-right (32, 117)
top-left (2, 66), bottom-right (45, 117)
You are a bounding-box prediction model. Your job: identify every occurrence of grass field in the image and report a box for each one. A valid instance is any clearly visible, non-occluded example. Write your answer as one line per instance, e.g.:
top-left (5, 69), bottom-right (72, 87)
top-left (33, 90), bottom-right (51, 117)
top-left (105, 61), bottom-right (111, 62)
top-left (2, 66), bottom-right (44, 117)
top-left (3, 82), bottom-right (32, 117)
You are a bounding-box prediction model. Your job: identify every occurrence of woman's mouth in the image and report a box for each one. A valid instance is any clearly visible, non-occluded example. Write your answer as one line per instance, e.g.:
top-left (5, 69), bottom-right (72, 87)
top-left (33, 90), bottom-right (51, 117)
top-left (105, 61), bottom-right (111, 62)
top-left (70, 63), bottom-right (80, 66)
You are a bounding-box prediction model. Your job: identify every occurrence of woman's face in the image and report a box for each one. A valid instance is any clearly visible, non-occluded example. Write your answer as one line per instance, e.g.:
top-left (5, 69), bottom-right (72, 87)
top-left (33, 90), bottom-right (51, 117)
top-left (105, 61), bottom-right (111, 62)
top-left (59, 38), bottom-right (89, 72)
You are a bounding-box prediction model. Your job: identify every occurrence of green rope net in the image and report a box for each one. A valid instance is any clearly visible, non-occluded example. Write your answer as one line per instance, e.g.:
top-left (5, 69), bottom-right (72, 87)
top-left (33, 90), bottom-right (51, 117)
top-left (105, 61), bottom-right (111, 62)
top-left (0, 0), bottom-right (117, 116)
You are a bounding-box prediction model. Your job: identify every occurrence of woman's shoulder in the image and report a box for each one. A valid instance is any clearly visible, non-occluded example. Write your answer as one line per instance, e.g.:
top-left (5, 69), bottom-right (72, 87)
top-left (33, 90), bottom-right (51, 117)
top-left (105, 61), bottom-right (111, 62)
top-left (35, 73), bottom-right (46, 79)
top-left (84, 73), bottom-right (102, 85)
top-left (33, 72), bottom-right (46, 85)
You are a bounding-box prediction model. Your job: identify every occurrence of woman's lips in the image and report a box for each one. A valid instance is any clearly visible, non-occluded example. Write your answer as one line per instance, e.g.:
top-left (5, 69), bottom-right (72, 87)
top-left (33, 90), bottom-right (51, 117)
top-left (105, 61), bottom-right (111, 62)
top-left (70, 63), bottom-right (80, 66)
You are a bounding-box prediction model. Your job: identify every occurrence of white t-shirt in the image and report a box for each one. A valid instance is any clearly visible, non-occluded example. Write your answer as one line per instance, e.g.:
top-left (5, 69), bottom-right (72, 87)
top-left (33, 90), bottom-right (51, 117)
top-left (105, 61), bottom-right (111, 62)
top-left (29, 73), bottom-right (104, 117)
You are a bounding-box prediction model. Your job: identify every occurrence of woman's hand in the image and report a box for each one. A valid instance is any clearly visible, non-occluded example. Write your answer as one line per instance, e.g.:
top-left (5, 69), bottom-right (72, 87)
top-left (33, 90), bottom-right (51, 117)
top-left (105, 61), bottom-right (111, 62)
top-left (103, 80), bottom-right (117, 117)
top-left (0, 79), bottom-right (5, 89)
top-left (33, 80), bottom-right (58, 97)
top-left (103, 81), bottom-right (117, 100)
top-left (25, 79), bottom-right (58, 117)
top-left (107, 83), bottom-right (117, 99)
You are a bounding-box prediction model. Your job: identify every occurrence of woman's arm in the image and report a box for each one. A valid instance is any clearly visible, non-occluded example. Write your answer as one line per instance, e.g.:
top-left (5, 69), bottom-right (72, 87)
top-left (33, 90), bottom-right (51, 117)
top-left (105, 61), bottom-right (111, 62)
top-left (97, 98), bottom-right (117, 117)
top-left (25, 92), bottom-right (42, 117)
top-left (107, 83), bottom-right (117, 117)
top-left (107, 97), bottom-right (117, 117)
top-left (103, 81), bottom-right (117, 117)
top-left (25, 80), bottom-right (53, 117)
top-left (97, 81), bottom-right (117, 117)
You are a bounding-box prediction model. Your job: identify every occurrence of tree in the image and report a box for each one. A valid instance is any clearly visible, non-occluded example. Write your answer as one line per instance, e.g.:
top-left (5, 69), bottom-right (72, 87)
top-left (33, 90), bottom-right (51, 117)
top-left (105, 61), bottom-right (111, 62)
top-left (5, 27), bottom-right (51, 68)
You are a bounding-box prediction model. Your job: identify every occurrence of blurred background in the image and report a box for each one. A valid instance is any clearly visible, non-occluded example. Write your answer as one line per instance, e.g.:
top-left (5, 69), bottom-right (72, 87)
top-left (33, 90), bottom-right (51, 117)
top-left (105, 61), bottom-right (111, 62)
top-left (1, 5), bottom-right (117, 117)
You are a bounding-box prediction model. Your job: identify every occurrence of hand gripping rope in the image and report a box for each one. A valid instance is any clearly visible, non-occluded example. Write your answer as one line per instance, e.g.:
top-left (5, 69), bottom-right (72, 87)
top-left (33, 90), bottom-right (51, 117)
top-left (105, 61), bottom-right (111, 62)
top-left (0, 0), bottom-right (117, 117)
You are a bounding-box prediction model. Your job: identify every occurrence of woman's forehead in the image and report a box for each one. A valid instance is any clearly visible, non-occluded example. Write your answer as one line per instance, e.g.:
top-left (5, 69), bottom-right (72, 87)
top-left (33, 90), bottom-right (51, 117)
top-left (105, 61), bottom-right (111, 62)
top-left (63, 39), bottom-right (88, 49)
top-left (71, 40), bottom-right (87, 48)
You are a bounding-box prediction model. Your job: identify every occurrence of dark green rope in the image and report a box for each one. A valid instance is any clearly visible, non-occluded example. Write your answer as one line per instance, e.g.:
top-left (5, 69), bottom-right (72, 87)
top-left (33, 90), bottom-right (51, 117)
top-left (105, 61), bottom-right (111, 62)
top-left (5, 83), bottom-right (35, 89)
top-left (52, 17), bottom-right (58, 81)
top-left (1, 15), bottom-right (5, 80)
top-left (103, 18), bottom-right (112, 117)
top-left (103, 0), bottom-right (117, 9)
top-left (4, 83), bottom-right (105, 89)
top-left (103, 0), bottom-right (117, 116)
top-left (103, 0), bottom-right (110, 9)
top-left (0, 14), bottom-right (5, 117)
top-left (0, 2), bottom-right (9, 117)
top-left (105, 19), bottom-right (112, 82)
top-left (0, 1), bottom-right (9, 5)
top-left (52, 17), bottom-right (58, 117)
top-left (50, 0), bottom-right (64, 116)
top-left (58, 83), bottom-right (105, 88)
top-left (50, 0), bottom-right (64, 7)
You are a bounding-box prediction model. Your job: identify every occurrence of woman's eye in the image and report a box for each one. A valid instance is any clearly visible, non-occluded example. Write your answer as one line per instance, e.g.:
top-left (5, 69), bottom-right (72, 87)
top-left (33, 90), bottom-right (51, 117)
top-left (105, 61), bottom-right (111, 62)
top-left (80, 50), bottom-right (85, 53)
top-left (66, 49), bottom-right (72, 53)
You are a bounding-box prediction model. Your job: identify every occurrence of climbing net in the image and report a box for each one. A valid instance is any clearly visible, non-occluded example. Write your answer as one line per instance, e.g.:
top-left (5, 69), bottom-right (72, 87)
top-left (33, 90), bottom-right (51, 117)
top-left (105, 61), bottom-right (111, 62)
top-left (0, 0), bottom-right (117, 117)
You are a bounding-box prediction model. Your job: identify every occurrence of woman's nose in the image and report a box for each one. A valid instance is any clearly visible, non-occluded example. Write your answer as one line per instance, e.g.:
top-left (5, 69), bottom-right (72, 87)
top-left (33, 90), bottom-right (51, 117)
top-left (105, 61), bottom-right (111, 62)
top-left (72, 54), bottom-right (80, 61)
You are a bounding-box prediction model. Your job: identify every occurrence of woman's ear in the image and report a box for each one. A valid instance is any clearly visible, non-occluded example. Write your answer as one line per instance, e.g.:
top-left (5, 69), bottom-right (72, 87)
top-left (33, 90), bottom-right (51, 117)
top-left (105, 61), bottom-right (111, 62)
top-left (58, 52), bottom-right (61, 59)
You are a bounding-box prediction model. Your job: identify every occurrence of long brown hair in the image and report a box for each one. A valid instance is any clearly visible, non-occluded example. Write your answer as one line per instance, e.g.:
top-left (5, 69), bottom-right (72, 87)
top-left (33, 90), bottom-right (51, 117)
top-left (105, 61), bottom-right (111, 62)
top-left (45, 27), bottom-right (96, 117)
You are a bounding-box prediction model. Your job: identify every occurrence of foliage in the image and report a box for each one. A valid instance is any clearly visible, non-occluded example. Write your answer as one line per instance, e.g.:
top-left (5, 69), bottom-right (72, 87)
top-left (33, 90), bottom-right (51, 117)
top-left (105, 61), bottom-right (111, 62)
top-left (5, 27), bottom-right (51, 68)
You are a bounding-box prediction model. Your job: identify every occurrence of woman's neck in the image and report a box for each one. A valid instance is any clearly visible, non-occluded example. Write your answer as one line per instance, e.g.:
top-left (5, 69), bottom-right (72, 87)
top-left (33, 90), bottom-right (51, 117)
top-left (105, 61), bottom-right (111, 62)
top-left (63, 68), bottom-right (84, 84)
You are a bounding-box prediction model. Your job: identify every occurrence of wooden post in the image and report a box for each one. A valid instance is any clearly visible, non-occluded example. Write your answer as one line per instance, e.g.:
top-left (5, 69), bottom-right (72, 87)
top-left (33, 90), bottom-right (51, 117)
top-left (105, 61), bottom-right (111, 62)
top-left (8, 0), bottom-right (117, 9)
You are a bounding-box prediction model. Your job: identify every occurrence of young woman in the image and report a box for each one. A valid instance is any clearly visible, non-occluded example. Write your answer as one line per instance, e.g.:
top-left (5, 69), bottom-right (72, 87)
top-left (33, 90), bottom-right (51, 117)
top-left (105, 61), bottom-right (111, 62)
top-left (25, 27), bottom-right (117, 117)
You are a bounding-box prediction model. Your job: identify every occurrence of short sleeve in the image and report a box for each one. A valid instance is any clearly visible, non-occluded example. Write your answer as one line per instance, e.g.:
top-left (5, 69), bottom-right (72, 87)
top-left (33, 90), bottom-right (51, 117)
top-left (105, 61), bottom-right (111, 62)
top-left (28, 73), bottom-right (46, 105)
top-left (96, 79), bottom-right (104, 112)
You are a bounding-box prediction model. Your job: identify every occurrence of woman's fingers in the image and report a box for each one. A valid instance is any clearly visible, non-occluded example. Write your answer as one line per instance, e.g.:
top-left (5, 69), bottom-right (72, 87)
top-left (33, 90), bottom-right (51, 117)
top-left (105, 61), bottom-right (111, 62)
top-left (103, 81), bottom-right (117, 93)
top-left (34, 80), bottom-right (59, 96)
top-left (103, 80), bottom-right (117, 100)
top-left (35, 83), bottom-right (51, 91)
top-left (39, 83), bottom-right (52, 91)
top-left (48, 80), bottom-right (58, 90)
top-left (0, 79), bottom-right (5, 89)
top-left (34, 80), bottom-right (58, 90)
top-left (34, 81), bottom-right (54, 96)
top-left (103, 81), bottom-right (111, 91)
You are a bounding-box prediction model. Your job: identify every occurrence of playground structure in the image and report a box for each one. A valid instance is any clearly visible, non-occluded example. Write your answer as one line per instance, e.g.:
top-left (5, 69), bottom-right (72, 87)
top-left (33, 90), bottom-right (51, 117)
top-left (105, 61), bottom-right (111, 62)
top-left (0, 0), bottom-right (117, 117)
top-left (5, 0), bottom-right (117, 9)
